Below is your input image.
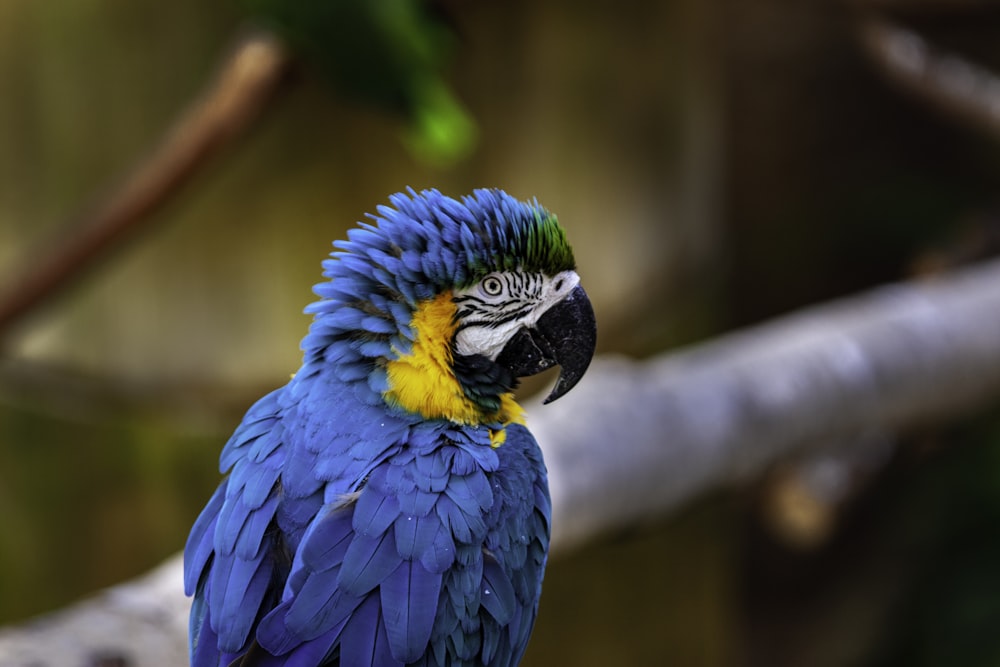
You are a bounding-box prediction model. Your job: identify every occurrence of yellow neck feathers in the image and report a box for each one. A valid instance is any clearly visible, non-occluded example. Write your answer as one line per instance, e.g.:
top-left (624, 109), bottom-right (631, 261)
top-left (383, 292), bottom-right (524, 430)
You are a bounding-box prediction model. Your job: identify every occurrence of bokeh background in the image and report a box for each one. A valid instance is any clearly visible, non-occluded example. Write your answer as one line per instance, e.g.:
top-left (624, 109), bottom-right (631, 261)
top-left (3, 1), bottom-right (1000, 665)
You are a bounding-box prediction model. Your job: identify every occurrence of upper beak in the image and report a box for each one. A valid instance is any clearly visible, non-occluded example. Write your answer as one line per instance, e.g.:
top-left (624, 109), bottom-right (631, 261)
top-left (495, 284), bottom-right (597, 404)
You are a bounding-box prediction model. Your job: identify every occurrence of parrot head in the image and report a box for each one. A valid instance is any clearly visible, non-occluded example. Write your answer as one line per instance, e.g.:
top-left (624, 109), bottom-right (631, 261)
top-left (302, 188), bottom-right (596, 425)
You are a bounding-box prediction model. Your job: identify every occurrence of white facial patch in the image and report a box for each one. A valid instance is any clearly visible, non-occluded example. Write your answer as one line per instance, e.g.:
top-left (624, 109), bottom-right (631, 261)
top-left (452, 270), bottom-right (580, 360)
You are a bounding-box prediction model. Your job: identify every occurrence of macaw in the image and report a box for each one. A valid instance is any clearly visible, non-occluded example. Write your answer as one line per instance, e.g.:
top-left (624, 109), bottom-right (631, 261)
top-left (184, 188), bottom-right (596, 666)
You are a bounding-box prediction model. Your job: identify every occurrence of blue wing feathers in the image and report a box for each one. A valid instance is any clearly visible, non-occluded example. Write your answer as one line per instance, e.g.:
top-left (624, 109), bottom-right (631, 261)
top-left (234, 493), bottom-right (279, 560)
top-left (447, 555), bottom-right (483, 611)
top-left (533, 485), bottom-right (551, 529)
top-left (448, 447), bottom-right (480, 475)
top-left (184, 482), bottom-right (224, 595)
top-left (437, 493), bottom-right (487, 545)
top-left (400, 505), bottom-right (456, 575)
top-left (280, 447), bottom-right (324, 499)
top-left (307, 428), bottom-right (350, 458)
top-left (285, 574), bottom-right (361, 644)
top-left (391, 514), bottom-right (421, 560)
top-left (226, 461), bottom-right (279, 510)
top-left (299, 509), bottom-right (354, 571)
top-left (225, 556), bottom-right (274, 650)
top-left (275, 491), bottom-right (323, 545)
top-left (338, 530), bottom-right (400, 596)
top-left (206, 550), bottom-right (273, 652)
top-left (248, 430), bottom-right (284, 464)
top-left (190, 594), bottom-right (226, 667)
top-left (383, 460), bottom-right (417, 496)
top-left (340, 594), bottom-right (404, 667)
top-left (419, 520), bottom-right (457, 574)
top-left (414, 447), bottom-right (452, 490)
top-left (480, 556), bottom-right (516, 626)
top-left (206, 551), bottom-right (237, 617)
top-left (188, 380), bottom-right (551, 666)
top-left (380, 560), bottom-right (443, 662)
top-left (283, 565), bottom-right (341, 626)
top-left (214, 489), bottom-right (260, 557)
top-left (263, 612), bottom-right (349, 664)
top-left (444, 471), bottom-right (494, 511)
top-left (352, 483), bottom-right (401, 539)
top-left (481, 622), bottom-right (502, 665)
top-left (219, 390), bottom-right (283, 472)
top-left (396, 487), bottom-right (439, 517)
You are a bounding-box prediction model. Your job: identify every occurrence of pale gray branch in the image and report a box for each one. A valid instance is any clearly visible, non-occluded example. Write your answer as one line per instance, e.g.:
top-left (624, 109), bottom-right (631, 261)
top-left (538, 259), bottom-right (1000, 551)
top-left (7, 259), bottom-right (1000, 663)
top-left (0, 555), bottom-right (188, 666)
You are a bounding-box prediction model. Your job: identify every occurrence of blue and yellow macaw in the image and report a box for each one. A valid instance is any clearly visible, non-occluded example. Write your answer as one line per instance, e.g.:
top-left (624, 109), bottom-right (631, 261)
top-left (184, 188), bottom-right (596, 666)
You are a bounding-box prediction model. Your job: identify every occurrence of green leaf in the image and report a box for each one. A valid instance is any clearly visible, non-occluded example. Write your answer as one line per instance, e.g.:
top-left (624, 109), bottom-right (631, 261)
top-left (242, 0), bottom-right (476, 164)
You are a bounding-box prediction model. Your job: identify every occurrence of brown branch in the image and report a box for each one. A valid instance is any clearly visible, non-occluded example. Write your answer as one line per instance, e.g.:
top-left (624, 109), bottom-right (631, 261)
top-left (0, 30), bottom-right (291, 340)
top-left (858, 15), bottom-right (1000, 138)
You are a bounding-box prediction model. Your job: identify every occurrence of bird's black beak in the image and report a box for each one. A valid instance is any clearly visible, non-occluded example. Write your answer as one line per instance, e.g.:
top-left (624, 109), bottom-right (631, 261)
top-left (495, 285), bottom-right (597, 404)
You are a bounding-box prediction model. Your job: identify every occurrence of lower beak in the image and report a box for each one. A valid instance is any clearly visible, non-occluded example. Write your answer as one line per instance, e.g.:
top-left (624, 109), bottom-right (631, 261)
top-left (495, 285), bottom-right (597, 404)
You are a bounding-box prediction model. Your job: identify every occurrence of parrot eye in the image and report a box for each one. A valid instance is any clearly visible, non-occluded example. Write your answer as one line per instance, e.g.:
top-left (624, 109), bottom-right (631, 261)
top-left (480, 275), bottom-right (504, 297)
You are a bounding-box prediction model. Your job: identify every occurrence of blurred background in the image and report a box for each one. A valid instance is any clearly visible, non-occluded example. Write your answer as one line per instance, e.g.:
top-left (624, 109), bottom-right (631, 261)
top-left (3, 0), bottom-right (1000, 665)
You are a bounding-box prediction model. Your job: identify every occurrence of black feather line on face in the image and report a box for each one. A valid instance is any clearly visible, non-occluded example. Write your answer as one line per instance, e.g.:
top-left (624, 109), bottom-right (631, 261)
top-left (454, 300), bottom-right (535, 335)
top-left (452, 272), bottom-right (546, 332)
top-left (481, 303), bottom-right (536, 328)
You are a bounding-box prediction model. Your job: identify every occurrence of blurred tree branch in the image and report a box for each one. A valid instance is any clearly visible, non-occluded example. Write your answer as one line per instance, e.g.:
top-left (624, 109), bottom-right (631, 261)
top-left (538, 258), bottom-right (1000, 551)
top-left (6, 256), bottom-right (1000, 663)
top-left (859, 14), bottom-right (1000, 139)
top-left (0, 31), bottom-right (290, 340)
top-left (0, 1), bottom-right (471, 344)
